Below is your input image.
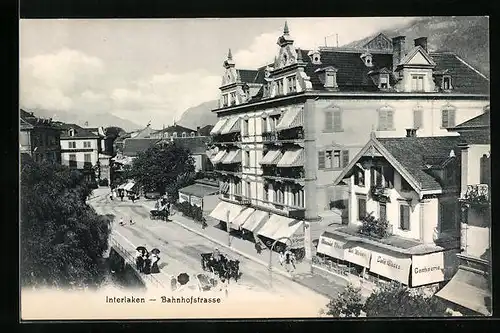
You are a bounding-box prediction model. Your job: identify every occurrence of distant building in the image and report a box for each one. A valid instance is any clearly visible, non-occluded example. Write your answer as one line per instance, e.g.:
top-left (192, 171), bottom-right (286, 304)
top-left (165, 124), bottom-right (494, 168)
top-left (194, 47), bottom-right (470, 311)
top-left (20, 109), bottom-right (61, 163)
top-left (435, 110), bottom-right (491, 316)
top-left (172, 136), bottom-right (213, 172)
top-left (150, 124), bottom-right (197, 139)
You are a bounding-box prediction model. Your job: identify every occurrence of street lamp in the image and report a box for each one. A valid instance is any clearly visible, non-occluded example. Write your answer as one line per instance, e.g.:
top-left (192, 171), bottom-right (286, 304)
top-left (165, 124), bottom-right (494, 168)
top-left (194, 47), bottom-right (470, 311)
top-left (268, 236), bottom-right (292, 288)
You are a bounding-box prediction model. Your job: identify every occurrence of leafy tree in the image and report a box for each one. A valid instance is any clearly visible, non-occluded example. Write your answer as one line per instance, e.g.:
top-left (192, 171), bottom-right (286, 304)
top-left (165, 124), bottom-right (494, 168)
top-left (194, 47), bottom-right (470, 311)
top-left (364, 281), bottom-right (448, 317)
top-left (125, 143), bottom-right (195, 195)
top-left (325, 283), bottom-right (364, 317)
top-left (20, 155), bottom-right (111, 289)
top-left (104, 126), bottom-right (125, 139)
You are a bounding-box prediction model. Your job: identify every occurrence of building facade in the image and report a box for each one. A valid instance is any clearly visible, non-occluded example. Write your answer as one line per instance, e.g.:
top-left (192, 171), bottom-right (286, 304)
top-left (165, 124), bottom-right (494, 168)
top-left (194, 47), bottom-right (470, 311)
top-left (20, 109), bottom-right (61, 164)
top-left (435, 111), bottom-right (491, 315)
top-left (207, 23), bottom-right (489, 260)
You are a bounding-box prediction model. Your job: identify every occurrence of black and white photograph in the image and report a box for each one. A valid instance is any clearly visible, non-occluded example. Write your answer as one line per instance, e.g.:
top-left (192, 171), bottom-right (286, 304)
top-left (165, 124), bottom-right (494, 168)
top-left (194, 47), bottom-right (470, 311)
top-left (19, 16), bottom-right (491, 319)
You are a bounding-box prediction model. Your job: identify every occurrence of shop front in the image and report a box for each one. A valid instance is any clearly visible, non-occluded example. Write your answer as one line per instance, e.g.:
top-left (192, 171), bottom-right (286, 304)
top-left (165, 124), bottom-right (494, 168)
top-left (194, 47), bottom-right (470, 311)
top-left (369, 248), bottom-right (412, 285)
top-left (178, 183), bottom-right (219, 213)
top-left (209, 201), bottom-right (245, 229)
top-left (256, 213), bottom-right (304, 254)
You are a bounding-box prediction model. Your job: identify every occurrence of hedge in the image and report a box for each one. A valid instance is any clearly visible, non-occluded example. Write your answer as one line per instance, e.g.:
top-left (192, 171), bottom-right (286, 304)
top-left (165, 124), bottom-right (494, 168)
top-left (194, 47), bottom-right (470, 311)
top-left (174, 200), bottom-right (206, 223)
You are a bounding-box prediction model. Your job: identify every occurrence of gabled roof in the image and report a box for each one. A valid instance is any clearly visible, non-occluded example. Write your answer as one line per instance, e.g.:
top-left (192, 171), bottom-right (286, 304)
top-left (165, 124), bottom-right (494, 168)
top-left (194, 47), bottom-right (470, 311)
top-left (20, 109), bottom-right (58, 130)
top-left (334, 134), bottom-right (461, 195)
top-left (430, 53), bottom-right (489, 94)
top-left (122, 138), bottom-right (160, 157)
top-left (451, 110), bottom-right (490, 129)
top-left (53, 122), bottom-right (100, 139)
top-left (398, 46), bottom-right (437, 67)
top-left (237, 69), bottom-right (266, 84)
top-left (151, 124), bottom-right (196, 136)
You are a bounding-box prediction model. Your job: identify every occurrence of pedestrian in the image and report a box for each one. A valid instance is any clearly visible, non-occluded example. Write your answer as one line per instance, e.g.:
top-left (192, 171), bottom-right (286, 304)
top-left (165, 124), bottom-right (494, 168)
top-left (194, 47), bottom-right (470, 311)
top-left (254, 240), bottom-right (263, 255)
top-left (119, 217), bottom-right (125, 226)
top-left (278, 251), bottom-right (285, 266)
top-left (129, 219), bottom-right (134, 225)
top-left (284, 249), bottom-right (296, 273)
top-left (136, 250), bottom-right (144, 272)
top-left (150, 254), bottom-right (160, 274)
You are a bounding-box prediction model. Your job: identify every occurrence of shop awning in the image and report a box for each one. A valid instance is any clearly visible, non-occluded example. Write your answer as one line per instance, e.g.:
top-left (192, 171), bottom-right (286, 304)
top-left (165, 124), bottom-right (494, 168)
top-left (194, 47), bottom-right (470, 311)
top-left (123, 182), bottom-right (135, 191)
top-left (221, 149), bottom-right (242, 164)
top-left (209, 201), bottom-right (245, 222)
top-left (179, 183), bottom-right (219, 198)
top-left (257, 214), bottom-right (298, 240)
top-left (210, 118), bottom-right (229, 135)
top-left (260, 149), bottom-right (283, 165)
top-left (276, 107), bottom-right (304, 131)
top-left (230, 207), bottom-right (256, 228)
top-left (273, 219), bottom-right (303, 241)
top-left (211, 150), bottom-right (227, 164)
top-left (435, 266), bottom-right (491, 316)
top-left (277, 148), bottom-right (304, 167)
top-left (241, 210), bottom-right (269, 232)
top-left (220, 117), bottom-right (241, 135)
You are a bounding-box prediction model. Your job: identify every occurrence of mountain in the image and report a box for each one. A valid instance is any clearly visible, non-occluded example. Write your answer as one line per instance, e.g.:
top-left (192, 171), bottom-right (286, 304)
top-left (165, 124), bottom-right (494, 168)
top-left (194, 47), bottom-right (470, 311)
top-left (343, 16), bottom-right (489, 77)
top-left (177, 100), bottom-right (219, 129)
top-left (23, 108), bottom-right (142, 132)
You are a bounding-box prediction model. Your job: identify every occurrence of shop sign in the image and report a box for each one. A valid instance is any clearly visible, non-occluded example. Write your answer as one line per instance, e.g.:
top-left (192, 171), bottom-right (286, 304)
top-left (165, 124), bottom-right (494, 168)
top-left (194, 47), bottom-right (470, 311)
top-left (344, 245), bottom-right (371, 268)
top-left (369, 250), bottom-right (411, 284)
top-left (316, 235), bottom-right (345, 260)
top-left (290, 225), bottom-right (305, 248)
top-left (179, 193), bottom-right (189, 203)
top-left (190, 196), bottom-right (203, 207)
top-left (411, 252), bottom-right (446, 287)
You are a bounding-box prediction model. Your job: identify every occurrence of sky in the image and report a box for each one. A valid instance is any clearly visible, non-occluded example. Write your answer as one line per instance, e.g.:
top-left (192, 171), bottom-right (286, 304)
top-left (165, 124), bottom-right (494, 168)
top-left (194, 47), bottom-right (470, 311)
top-left (20, 17), bottom-right (417, 128)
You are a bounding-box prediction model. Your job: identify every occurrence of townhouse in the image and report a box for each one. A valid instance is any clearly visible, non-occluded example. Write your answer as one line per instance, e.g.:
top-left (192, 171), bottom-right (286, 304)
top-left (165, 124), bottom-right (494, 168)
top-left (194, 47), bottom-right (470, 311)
top-left (20, 109), bottom-right (61, 164)
top-left (206, 22), bottom-right (489, 260)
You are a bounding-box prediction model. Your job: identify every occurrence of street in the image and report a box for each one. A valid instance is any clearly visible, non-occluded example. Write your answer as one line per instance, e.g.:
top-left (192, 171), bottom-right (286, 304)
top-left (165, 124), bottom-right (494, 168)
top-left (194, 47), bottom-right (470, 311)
top-left (89, 192), bottom-right (332, 312)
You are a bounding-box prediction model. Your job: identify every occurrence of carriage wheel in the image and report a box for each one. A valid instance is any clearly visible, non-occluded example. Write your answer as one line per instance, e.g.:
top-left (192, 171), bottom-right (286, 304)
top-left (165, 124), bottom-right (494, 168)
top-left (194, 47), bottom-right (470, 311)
top-left (295, 248), bottom-right (305, 261)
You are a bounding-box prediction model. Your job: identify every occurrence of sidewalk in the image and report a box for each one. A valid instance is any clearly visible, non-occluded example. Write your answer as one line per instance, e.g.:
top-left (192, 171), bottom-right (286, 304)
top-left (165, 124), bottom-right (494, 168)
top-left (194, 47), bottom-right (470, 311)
top-left (138, 198), bottom-right (374, 300)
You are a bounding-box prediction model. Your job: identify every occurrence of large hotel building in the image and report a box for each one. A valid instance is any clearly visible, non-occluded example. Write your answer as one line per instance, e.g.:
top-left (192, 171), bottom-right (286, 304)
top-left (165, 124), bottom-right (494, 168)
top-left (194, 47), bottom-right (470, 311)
top-left (206, 22), bottom-right (489, 261)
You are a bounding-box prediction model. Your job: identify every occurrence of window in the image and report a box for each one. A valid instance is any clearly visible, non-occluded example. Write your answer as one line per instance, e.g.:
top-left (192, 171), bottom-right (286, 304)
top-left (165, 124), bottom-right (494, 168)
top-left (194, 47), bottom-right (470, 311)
top-left (440, 201), bottom-right (457, 232)
top-left (411, 75), bottom-right (425, 92)
top-left (242, 119), bottom-right (249, 136)
top-left (325, 72), bottom-right (336, 88)
top-left (269, 115), bottom-right (280, 132)
top-left (223, 94), bottom-right (229, 107)
top-left (263, 184), bottom-right (269, 201)
top-left (277, 79), bottom-right (284, 95)
top-left (234, 180), bottom-right (242, 195)
top-left (245, 151), bottom-right (250, 167)
top-left (480, 154), bottom-right (491, 185)
top-left (172, 132), bottom-right (177, 138)
top-left (319, 150), bottom-right (349, 170)
top-left (399, 204), bottom-right (410, 230)
top-left (69, 141), bottom-right (76, 149)
top-left (69, 154), bottom-right (77, 168)
top-left (230, 92), bottom-right (237, 105)
top-left (324, 111), bottom-right (333, 131)
top-left (441, 106), bottom-right (456, 128)
top-left (413, 107), bottom-right (423, 129)
top-left (84, 153), bottom-right (91, 163)
top-left (275, 184), bottom-right (284, 204)
top-left (400, 177), bottom-right (413, 192)
top-left (292, 187), bottom-right (305, 207)
top-left (354, 168), bottom-right (365, 186)
top-left (370, 166), bottom-right (394, 188)
top-left (379, 203), bottom-right (387, 221)
top-left (379, 75), bottom-right (389, 89)
top-left (378, 108), bottom-right (394, 130)
top-left (287, 76), bottom-right (297, 93)
top-left (245, 181), bottom-right (251, 198)
top-left (333, 109), bottom-right (342, 131)
top-left (357, 197), bottom-right (366, 220)
top-left (261, 117), bottom-right (268, 133)
top-left (442, 76), bottom-right (452, 90)
top-left (68, 129), bottom-right (75, 137)
top-left (83, 141), bottom-right (91, 148)
top-left (191, 132), bottom-right (195, 137)
top-left (182, 132), bottom-right (187, 138)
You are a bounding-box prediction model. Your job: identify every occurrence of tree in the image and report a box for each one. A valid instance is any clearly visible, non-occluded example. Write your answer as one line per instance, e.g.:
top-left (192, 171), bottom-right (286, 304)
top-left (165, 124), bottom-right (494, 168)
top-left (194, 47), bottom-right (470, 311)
top-left (104, 126), bottom-right (126, 155)
top-left (324, 283), bottom-right (364, 317)
top-left (125, 143), bottom-right (195, 195)
top-left (20, 155), bottom-right (111, 289)
top-left (364, 281), bottom-right (448, 317)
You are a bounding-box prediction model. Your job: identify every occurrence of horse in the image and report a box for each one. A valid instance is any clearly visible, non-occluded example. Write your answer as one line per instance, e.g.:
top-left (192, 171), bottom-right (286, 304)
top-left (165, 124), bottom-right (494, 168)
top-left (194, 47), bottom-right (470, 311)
top-left (226, 259), bottom-right (241, 282)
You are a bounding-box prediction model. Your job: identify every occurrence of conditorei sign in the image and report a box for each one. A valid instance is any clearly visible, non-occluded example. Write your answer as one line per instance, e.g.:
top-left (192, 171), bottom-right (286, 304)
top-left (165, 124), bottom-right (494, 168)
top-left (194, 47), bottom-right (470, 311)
top-left (411, 251), bottom-right (445, 287)
top-left (369, 250), bottom-right (412, 284)
top-left (316, 235), bottom-right (345, 260)
top-left (179, 193), bottom-right (189, 203)
top-left (344, 245), bottom-right (371, 268)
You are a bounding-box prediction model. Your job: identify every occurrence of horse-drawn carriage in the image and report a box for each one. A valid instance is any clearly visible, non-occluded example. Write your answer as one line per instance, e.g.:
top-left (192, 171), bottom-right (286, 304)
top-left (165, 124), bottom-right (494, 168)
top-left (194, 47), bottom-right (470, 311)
top-left (200, 252), bottom-right (241, 282)
top-left (149, 209), bottom-right (169, 221)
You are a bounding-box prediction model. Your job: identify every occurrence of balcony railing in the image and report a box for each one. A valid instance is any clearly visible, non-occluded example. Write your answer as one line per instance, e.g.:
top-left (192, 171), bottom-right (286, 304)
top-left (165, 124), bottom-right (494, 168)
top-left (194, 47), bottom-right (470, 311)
top-left (233, 193), bottom-right (252, 205)
top-left (262, 166), bottom-right (305, 179)
top-left (262, 129), bottom-right (304, 143)
top-left (461, 184), bottom-right (490, 206)
top-left (370, 185), bottom-right (391, 202)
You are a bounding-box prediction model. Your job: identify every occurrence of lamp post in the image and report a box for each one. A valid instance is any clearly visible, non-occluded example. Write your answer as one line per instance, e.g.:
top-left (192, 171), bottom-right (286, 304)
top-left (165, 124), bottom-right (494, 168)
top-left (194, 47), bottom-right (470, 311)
top-left (268, 236), bottom-right (292, 288)
top-left (226, 210), bottom-right (231, 246)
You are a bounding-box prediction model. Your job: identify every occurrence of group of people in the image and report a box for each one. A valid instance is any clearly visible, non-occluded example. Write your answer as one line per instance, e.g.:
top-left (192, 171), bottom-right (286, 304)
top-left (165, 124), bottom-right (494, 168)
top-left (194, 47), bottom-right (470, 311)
top-left (110, 188), bottom-right (139, 202)
top-left (119, 217), bottom-right (134, 226)
top-left (135, 248), bottom-right (160, 275)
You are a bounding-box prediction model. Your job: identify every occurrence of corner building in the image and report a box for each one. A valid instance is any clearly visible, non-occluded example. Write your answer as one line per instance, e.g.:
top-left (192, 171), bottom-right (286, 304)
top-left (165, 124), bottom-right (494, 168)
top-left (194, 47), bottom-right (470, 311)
top-left (207, 22), bottom-right (489, 260)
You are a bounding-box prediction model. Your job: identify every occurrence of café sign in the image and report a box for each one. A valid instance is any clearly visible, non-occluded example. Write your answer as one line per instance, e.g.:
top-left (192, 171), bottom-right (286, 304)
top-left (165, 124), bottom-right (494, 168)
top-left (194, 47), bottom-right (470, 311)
top-left (344, 245), bottom-right (371, 268)
top-left (369, 250), bottom-right (411, 284)
top-left (190, 196), bottom-right (203, 207)
top-left (316, 235), bottom-right (345, 260)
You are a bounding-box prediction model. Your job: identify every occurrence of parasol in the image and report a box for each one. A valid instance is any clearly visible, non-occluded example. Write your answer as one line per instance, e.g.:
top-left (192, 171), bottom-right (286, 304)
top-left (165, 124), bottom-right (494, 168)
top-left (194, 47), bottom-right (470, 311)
top-left (177, 273), bottom-right (190, 285)
top-left (151, 248), bottom-right (160, 255)
top-left (136, 246), bottom-right (147, 253)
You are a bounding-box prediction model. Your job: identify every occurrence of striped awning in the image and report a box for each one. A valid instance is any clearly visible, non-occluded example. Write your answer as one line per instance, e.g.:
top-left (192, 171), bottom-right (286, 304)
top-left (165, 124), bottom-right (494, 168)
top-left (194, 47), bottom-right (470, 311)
top-left (209, 201), bottom-right (245, 222)
top-left (276, 107), bottom-right (303, 131)
top-left (211, 150), bottom-right (227, 164)
top-left (230, 207), bottom-right (256, 228)
top-left (277, 148), bottom-right (304, 167)
top-left (260, 149), bottom-right (283, 165)
top-left (123, 182), bottom-right (136, 191)
top-left (241, 210), bottom-right (269, 232)
top-left (221, 149), bottom-right (242, 164)
top-left (257, 214), bottom-right (286, 239)
top-left (210, 118), bottom-right (229, 135)
top-left (220, 117), bottom-right (241, 135)
top-left (273, 219), bottom-right (303, 241)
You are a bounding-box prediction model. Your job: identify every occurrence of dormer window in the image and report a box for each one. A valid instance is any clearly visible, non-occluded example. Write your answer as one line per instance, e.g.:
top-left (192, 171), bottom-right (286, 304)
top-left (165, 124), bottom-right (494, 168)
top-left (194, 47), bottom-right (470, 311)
top-left (191, 132), bottom-right (195, 137)
top-left (287, 75), bottom-right (297, 93)
top-left (308, 50), bottom-right (321, 64)
top-left (182, 132), bottom-right (187, 138)
top-left (379, 74), bottom-right (390, 89)
top-left (361, 52), bottom-right (373, 67)
top-left (230, 92), bottom-right (237, 105)
top-left (68, 128), bottom-right (75, 137)
top-left (442, 75), bottom-right (452, 90)
top-left (223, 94), bottom-right (228, 107)
top-left (172, 132), bottom-right (177, 138)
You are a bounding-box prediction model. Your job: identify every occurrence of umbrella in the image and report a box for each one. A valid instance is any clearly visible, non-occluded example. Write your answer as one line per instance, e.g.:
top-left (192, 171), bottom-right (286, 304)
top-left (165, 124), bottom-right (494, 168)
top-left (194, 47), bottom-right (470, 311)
top-left (177, 273), bottom-right (190, 285)
top-left (151, 248), bottom-right (160, 255)
top-left (136, 246), bottom-right (147, 252)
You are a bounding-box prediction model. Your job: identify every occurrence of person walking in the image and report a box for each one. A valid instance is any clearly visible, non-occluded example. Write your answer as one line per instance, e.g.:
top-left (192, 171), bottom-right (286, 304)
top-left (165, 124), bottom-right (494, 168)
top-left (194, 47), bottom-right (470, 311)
top-left (283, 249), bottom-right (296, 273)
top-left (129, 218), bottom-right (135, 225)
top-left (119, 217), bottom-right (125, 226)
top-left (278, 251), bottom-right (285, 267)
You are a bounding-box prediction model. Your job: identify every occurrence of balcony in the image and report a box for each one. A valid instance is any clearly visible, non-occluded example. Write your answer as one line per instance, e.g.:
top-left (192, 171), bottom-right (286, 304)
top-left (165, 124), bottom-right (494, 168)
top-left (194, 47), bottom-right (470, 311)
top-left (212, 132), bottom-right (241, 144)
top-left (370, 185), bottom-right (391, 203)
top-left (460, 184), bottom-right (490, 207)
top-left (233, 193), bottom-right (252, 206)
top-left (262, 128), bottom-right (304, 144)
top-left (262, 166), bottom-right (305, 180)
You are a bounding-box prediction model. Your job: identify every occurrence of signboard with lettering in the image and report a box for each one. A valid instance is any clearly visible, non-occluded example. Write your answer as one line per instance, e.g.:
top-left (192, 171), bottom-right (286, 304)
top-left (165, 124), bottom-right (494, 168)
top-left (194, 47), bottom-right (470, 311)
top-left (411, 252), bottom-right (445, 287)
top-left (344, 245), bottom-right (371, 268)
top-left (190, 196), bottom-right (203, 207)
top-left (179, 193), bottom-right (189, 203)
top-left (316, 235), bottom-right (345, 260)
top-left (290, 223), bottom-right (305, 249)
top-left (369, 250), bottom-right (411, 284)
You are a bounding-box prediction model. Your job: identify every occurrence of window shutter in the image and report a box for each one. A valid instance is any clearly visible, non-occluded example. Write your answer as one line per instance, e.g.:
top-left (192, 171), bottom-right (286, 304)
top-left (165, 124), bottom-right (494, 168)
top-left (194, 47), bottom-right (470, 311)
top-left (413, 108), bottom-right (423, 128)
top-left (333, 110), bottom-right (342, 131)
top-left (318, 151), bottom-right (325, 169)
top-left (325, 111), bottom-right (333, 131)
top-left (386, 110), bottom-right (394, 129)
top-left (379, 110), bottom-right (387, 130)
top-left (341, 150), bottom-right (349, 168)
top-left (441, 109), bottom-right (448, 127)
top-left (448, 109), bottom-right (456, 127)
top-left (358, 198), bottom-right (366, 220)
top-left (400, 205), bottom-right (410, 230)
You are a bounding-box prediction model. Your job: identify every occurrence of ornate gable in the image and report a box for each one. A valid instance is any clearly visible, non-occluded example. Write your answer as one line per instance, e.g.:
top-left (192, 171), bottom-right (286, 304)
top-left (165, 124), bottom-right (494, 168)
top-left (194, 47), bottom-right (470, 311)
top-left (363, 33), bottom-right (392, 51)
top-left (273, 21), bottom-right (299, 71)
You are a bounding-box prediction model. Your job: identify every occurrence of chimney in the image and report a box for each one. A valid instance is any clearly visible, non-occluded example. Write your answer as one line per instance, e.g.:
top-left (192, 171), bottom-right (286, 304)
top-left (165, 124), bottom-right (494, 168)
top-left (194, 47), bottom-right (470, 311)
top-left (414, 37), bottom-right (428, 52)
top-left (197, 126), bottom-right (201, 136)
top-left (392, 36), bottom-right (406, 71)
top-left (406, 128), bottom-right (417, 137)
